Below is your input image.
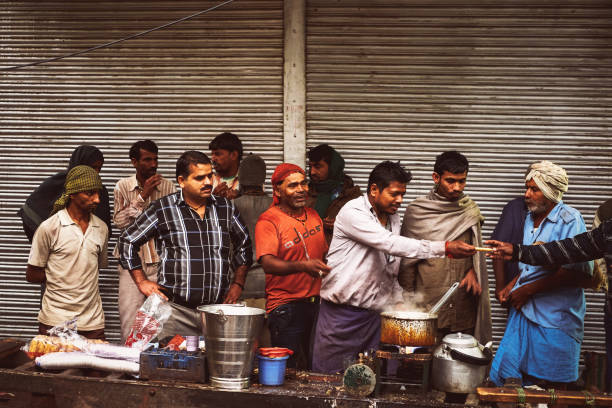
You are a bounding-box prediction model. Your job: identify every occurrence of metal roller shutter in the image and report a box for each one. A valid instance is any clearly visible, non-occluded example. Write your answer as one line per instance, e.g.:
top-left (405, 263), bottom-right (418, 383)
top-left (0, 0), bottom-right (283, 341)
top-left (306, 0), bottom-right (612, 352)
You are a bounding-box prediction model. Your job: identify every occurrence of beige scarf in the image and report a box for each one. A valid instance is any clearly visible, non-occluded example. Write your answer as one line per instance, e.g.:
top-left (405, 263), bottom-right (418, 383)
top-left (401, 190), bottom-right (492, 343)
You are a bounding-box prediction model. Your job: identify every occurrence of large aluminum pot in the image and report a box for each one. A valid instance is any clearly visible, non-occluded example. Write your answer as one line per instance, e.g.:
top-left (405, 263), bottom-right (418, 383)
top-left (198, 304), bottom-right (265, 390)
top-left (380, 311), bottom-right (438, 346)
top-left (432, 333), bottom-right (492, 393)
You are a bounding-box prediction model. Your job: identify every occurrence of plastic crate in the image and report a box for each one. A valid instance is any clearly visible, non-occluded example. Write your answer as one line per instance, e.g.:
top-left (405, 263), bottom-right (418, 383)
top-left (139, 349), bottom-right (207, 383)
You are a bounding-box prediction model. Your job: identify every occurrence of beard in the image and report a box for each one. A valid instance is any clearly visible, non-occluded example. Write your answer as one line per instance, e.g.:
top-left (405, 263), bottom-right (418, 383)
top-left (526, 200), bottom-right (548, 214)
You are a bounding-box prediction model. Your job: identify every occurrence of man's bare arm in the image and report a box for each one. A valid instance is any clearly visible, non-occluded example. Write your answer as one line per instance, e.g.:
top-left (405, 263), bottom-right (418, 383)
top-left (26, 264), bottom-right (45, 283)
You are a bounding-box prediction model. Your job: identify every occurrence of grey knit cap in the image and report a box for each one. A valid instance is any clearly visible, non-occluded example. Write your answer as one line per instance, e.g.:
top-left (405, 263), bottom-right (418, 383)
top-left (239, 154), bottom-right (267, 187)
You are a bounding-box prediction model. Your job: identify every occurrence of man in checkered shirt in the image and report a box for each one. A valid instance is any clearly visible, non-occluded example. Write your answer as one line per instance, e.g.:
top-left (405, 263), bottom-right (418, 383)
top-left (119, 150), bottom-right (252, 339)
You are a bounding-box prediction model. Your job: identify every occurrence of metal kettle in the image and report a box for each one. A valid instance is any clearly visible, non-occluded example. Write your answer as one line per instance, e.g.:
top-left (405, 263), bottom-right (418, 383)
top-left (432, 332), bottom-right (493, 394)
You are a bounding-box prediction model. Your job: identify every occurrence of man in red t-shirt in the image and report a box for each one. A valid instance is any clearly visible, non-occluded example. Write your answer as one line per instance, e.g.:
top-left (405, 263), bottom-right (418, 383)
top-left (255, 163), bottom-right (330, 369)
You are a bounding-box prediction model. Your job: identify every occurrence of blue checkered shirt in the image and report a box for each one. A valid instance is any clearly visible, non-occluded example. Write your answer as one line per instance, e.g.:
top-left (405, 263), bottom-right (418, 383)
top-left (119, 190), bottom-right (252, 307)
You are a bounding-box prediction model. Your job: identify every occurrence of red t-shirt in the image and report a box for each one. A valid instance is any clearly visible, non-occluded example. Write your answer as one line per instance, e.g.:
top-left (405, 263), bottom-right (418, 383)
top-left (255, 206), bottom-right (328, 313)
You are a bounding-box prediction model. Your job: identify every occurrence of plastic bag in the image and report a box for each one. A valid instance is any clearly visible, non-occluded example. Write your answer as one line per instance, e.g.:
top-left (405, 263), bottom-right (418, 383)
top-left (21, 319), bottom-right (105, 359)
top-left (83, 342), bottom-right (142, 362)
top-left (125, 293), bottom-right (172, 350)
top-left (35, 352), bottom-right (139, 375)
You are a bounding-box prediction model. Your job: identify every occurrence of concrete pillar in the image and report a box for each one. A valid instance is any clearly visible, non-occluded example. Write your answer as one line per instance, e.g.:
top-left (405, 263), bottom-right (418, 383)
top-left (283, 0), bottom-right (306, 168)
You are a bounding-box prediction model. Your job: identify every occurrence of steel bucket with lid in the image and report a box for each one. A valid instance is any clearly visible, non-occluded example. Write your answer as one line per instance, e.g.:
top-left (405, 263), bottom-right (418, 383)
top-left (198, 304), bottom-right (265, 389)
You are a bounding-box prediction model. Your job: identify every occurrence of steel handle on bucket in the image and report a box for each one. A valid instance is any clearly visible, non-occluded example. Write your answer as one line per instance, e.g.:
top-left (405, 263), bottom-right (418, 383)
top-left (214, 304), bottom-right (245, 324)
top-left (215, 308), bottom-right (228, 323)
top-left (429, 282), bottom-right (460, 315)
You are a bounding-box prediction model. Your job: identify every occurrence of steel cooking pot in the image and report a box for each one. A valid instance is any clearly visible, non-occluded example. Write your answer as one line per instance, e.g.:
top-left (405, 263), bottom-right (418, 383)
top-left (380, 311), bottom-right (438, 346)
top-left (380, 283), bottom-right (461, 347)
top-left (432, 332), bottom-right (493, 393)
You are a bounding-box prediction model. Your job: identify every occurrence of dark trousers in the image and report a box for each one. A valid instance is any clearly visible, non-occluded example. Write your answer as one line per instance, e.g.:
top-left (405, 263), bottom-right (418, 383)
top-left (268, 299), bottom-right (318, 370)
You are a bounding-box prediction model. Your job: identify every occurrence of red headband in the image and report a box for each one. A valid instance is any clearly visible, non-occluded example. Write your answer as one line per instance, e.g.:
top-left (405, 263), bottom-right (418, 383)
top-left (271, 163), bottom-right (305, 205)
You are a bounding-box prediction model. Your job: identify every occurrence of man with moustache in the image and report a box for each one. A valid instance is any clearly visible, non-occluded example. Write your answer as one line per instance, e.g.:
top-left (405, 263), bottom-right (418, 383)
top-left (209, 132), bottom-right (242, 200)
top-left (312, 161), bottom-right (476, 374)
top-left (119, 151), bottom-right (252, 339)
top-left (488, 161), bottom-right (593, 388)
top-left (399, 151), bottom-right (492, 343)
top-left (255, 163), bottom-right (330, 369)
top-left (26, 165), bottom-right (109, 339)
top-left (113, 140), bottom-right (176, 342)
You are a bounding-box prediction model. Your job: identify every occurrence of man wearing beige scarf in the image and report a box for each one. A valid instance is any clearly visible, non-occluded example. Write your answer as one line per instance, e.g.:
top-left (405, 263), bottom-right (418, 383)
top-left (399, 151), bottom-right (492, 343)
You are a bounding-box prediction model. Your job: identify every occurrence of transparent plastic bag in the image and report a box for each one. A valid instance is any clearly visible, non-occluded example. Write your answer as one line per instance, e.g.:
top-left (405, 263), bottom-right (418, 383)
top-left (83, 342), bottom-right (142, 362)
top-left (125, 293), bottom-right (172, 350)
top-left (21, 318), bottom-right (105, 359)
top-left (35, 352), bottom-right (140, 374)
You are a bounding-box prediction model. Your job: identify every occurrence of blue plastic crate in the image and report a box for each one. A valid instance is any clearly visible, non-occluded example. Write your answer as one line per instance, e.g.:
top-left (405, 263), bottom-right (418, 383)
top-left (139, 349), bottom-right (207, 383)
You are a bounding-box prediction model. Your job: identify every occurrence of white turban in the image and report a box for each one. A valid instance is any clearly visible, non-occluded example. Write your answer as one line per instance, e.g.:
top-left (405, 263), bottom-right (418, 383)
top-left (525, 160), bottom-right (569, 203)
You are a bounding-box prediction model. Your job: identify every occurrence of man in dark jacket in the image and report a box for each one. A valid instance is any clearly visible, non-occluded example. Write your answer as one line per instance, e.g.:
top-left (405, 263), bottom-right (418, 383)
top-left (18, 145), bottom-right (111, 242)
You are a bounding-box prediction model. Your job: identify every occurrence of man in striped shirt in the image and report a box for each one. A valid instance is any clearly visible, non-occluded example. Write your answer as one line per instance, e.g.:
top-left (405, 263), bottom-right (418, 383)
top-left (113, 140), bottom-right (176, 342)
top-left (119, 150), bottom-right (252, 339)
top-left (486, 219), bottom-right (611, 270)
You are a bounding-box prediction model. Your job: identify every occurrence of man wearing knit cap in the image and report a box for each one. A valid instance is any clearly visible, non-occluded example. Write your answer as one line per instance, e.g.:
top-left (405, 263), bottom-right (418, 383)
top-left (489, 160), bottom-right (593, 388)
top-left (26, 165), bottom-right (109, 339)
top-left (255, 163), bottom-right (330, 369)
top-left (234, 154), bottom-right (273, 304)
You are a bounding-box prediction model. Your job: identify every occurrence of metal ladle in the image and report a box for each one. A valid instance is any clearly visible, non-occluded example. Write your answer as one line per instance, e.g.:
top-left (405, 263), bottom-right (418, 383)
top-left (428, 282), bottom-right (460, 315)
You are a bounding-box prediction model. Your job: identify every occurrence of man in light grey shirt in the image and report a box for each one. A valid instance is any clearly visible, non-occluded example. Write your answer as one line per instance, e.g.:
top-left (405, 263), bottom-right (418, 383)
top-left (312, 161), bottom-right (476, 374)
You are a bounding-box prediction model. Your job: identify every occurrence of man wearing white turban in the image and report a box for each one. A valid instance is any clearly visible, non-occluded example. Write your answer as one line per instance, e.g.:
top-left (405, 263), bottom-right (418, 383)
top-left (490, 160), bottom-right (593, 388)
top-left (525, 160), bottom-right (569, 205)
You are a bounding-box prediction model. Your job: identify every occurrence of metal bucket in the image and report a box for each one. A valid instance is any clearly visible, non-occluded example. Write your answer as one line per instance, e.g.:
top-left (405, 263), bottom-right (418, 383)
top-left (198, 304), bottom-right (265, 389)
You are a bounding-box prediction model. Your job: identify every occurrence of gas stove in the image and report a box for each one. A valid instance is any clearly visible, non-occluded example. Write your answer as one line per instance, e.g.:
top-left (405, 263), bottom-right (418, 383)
top-left (374, 343), bottom-right (434, 396)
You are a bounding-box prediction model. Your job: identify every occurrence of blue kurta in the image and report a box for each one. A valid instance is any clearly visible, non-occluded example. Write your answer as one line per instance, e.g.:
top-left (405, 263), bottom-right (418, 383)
top-left (515, 201), bottom-right (593, 341)
top-left (490, 201), bottom-right (593, 385)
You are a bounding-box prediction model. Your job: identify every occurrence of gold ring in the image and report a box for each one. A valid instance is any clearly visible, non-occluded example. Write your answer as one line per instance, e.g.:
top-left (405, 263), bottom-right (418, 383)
top-left (318, 270), bottom-right (323, 277)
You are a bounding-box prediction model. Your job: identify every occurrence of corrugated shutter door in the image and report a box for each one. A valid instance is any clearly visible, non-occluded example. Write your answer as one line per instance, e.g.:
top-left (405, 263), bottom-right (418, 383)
top-left (0, 0), bottom-right (283, 341)
top-left (307, 0), bottom-right (612, 352)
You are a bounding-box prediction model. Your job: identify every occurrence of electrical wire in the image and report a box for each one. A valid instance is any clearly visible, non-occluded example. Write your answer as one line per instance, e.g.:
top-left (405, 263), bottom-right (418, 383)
top-left (1, 0), bottom-right (235, 71)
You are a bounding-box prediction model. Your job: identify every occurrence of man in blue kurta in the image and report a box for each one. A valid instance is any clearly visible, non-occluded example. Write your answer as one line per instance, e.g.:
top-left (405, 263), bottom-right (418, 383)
top-left (490, 160), bottom-right (593, 387)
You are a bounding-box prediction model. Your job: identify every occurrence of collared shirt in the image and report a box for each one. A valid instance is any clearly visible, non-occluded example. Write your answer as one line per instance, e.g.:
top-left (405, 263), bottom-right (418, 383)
top-left (321, 194), bottom-right (446, 311)
top-left (28, 209), bottom-right (108, 330)
top-left (118, 191), bottom-right (252, 308)
top-left (514, 201), bottom-right (593, 341)
top-left (112, 174), bottom-right (176, 263)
